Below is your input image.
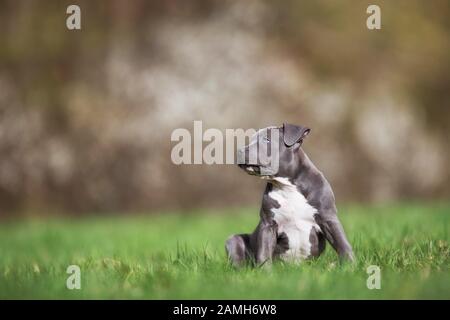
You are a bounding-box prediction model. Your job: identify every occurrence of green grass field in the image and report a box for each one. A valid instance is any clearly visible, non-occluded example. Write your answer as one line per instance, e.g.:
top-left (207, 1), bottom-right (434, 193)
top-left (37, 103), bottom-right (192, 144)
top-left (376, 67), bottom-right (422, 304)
top-left (0, 203), bottom-right (449, 299)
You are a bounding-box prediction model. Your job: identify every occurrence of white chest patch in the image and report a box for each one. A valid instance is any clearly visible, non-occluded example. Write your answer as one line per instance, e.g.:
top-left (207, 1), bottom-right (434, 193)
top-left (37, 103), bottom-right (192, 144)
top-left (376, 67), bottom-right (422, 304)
top-left (268, 177), bottom-right (321, 262)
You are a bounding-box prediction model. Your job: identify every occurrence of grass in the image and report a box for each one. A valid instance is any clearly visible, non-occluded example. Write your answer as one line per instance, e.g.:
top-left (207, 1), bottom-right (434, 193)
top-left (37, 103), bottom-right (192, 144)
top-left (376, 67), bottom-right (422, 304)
top-left (0, 203), bottom-right (449, 299)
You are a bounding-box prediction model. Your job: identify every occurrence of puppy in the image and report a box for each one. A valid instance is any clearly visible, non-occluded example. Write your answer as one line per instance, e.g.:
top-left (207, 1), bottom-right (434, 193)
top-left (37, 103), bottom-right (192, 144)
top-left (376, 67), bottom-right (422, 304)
top-left (226, 124), bottom-right (354, 266)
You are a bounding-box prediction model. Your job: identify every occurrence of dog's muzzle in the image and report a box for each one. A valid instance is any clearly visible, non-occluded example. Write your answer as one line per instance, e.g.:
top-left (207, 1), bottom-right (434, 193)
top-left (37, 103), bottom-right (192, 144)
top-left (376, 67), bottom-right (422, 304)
top-left (237, 148), bottom-right (277, 176)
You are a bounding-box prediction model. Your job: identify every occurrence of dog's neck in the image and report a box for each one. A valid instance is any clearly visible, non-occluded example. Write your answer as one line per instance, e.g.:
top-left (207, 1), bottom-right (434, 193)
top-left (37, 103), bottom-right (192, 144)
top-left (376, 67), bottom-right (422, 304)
top-left (271, 177), bottom-right (297, 189)
top-left (267, 148), bottom-right (319, 190)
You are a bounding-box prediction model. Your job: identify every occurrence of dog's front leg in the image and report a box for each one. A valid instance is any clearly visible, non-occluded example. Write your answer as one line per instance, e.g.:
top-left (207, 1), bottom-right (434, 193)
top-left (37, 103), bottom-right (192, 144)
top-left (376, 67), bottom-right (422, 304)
top-left (316, 213), bottom-right (354, 262)
top-left (254, 219), bottom-right (277, 267)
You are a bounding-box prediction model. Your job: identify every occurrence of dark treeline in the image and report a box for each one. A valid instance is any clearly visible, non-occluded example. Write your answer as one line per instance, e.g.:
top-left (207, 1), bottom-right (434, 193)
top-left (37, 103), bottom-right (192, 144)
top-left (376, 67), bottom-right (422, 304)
top-left (0, 0), bottom-right (449, 214)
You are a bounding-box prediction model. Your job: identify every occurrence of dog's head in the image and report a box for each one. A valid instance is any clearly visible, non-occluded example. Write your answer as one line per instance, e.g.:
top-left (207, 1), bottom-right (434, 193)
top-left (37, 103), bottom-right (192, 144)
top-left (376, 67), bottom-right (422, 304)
top-left (237, 123), bottom-right (310, 178)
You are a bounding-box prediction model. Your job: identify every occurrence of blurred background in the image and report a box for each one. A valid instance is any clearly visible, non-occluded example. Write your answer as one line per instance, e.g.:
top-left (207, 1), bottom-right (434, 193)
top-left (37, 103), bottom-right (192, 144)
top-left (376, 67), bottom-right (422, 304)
top-left (0, 0), bottom-right (449, 216)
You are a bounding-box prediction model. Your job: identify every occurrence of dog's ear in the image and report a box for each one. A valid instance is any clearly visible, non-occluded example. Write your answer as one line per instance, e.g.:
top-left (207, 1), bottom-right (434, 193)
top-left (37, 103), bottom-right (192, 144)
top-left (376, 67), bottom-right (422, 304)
top-left (283, 123), bottom-right (311, 147)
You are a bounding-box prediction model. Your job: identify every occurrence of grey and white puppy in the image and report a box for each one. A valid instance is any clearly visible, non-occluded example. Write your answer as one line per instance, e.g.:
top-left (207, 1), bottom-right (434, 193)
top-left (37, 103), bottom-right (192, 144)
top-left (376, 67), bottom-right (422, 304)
top-left (226, 123), bottom-right (354, 267)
